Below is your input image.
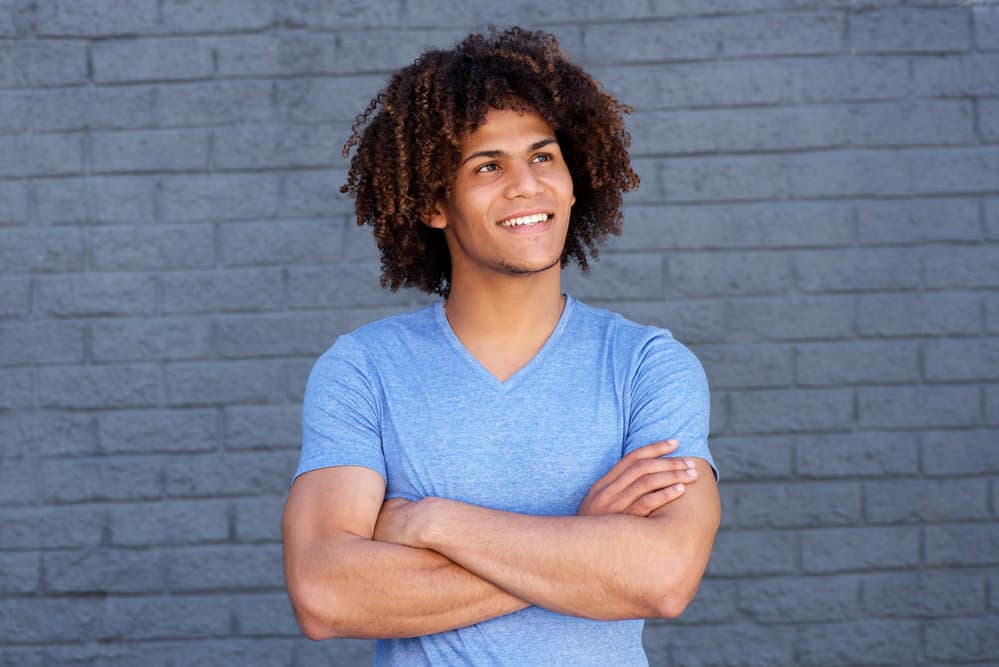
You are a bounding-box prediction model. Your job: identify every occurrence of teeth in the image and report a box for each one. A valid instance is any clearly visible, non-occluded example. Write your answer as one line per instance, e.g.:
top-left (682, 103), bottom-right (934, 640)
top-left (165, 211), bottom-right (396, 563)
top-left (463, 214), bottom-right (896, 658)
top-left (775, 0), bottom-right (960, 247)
top-left (499, 213), bottom-right (549, 227)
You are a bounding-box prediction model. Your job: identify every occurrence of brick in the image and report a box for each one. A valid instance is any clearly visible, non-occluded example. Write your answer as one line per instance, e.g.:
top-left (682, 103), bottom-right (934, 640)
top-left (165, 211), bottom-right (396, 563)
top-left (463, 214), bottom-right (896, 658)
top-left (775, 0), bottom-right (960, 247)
top-left (738, 575), bottom-right (859, 623)
top-left (233, 496), bottom-right (284, 542)
top-left (165, 360), bottom-right (286, 405)
top-left (976, 4), bottom-right (999, 49)
top-left (913, 53), bottom-right (999, 96)
top-left (0, 277), bottom-right (29, 318)
top-left (22, 85), bottom-right (159, 133)
top-left (111, 499), bottom-right (229, 546)
top-left (731, 481), bottom-right (861, 528)
top-left (296, 639), bottom-right (377, 667)
top-left (165, 450), bottom-right (297, 497)
top-left (218, 312), bottom-right (339, 359)
top-left (93, 37), bottom-right (214, 83)
top-left (988, 384), bottom-right (999, 424)
top-left (220, 219), bottom-right (342, 267)
top-left (335, 28), bottom-right (471, 73)
top-left (161, 174), bottom-right (281, 221)
top-left (102, 595), bottom-right (230, 640)
top-left (0, 40), bottom-right (87, 87)
top-left (39, 363), bottom-right (162, 409)
top-left (594, 56), bottom-right (909, 112)
top-left (161, 268), bottom-right (283, 314)
top-left (665, 251), bottom-right (793, 298)
top-left (787, 149), bottom-right (908, 198)
top-left (727, 295), bottom-right (854, 342)
top-left (225, 404), bottom-right (300, 451)
top-left (563, 254), bottom-right (664, 301)
top-left (92, 316), bottom-right (214, 362)
top-left (924, 246), bottom-right (999, 288)
top-left (708, 435), bottom-right (793, 481)
top-left (0, 553), bottom-right (39, 593)
top-left (585, 12), bottom-right (842, 63)
top-left (798, 620), bottom-right (920, 665)
top-left (603, 299), bottom-right (726, 344)
top-left (846, 99), bottom-right (976, 147)
top-left (282, 169), bottom-right (354, 217)
top-left (0, 132), bottom-right (83, 177)
top-left (165, 544), bottom-right (283, 591)
top-left (92, 129), bottom-right (210, 173)
top-left (923, 428), bottom-right (999, 475)
top-left (0, 458), bottom-right (39, 505)
top-left (0, 366), bottom-right (33, 409)
top-left (0, 411), bottom-right (96, 459)
top-left (664, 577), bottom-right (739, 625)
top-left (234, 592), bottom-right (300, 635)
top-left (858, 291), bottom-right (981, 337)
top-left (36, 175), bottom-right (158, 225)
top-left (99, 408), bottom-right (218, 454)
top-left (925, 337), bottom-right (999, 381)
top-left (286, 263), bottom-right (417, 309)
top-left (0, 320), bottom-right (85, 365)
top-left (0, 505), bottom-right (103, 548)
top-left (160, 0), bottom-right (274, 31)
top-left (707, 530), bottom-right (796, 576)
top-left (624, 158), bottom-right (664, 204)
top-left (0, 0), bottom-right (32, 37)
top-left (91, 224), bottom-right (214, 271)
top-left (0, 181), bottom-right (29, 224)
top-left (796, 340), bottom-right (919, 386)
top-left (859, 385), bottom-right (979, 428)
top-left (849, 8), bottom-right (971, 53)
top-left (729, 387), bottom-right (852, 434)
top-left (35, 0), bottom-right (157, 35)
top-left (278, 0), bottom-right (403, 28)
top-left (167, 639), bottom-right (295, 666)
top-left (0, 228), bottom-right (85, 273)
top-left (36, 273), bottom-right (158, 317)
top-left (39, 456), bottom-right (162, 502)
top-left (927, 617), bottom-right (999, 662)
top-left (158, 80), bottom-right (274, 127)
top-left (862, 570), bottom-right (987, 617)
top-left (980, 98), bottom-right (999, 142)
top-left (801, 526), bottom-right (919, 573)
top-left (215, 123), bottom-right (347, 169)
top-left (925, 523), bottom-right (999, 566)
top-left (914, 147), bottom-right (999, 194)
top-left (611, 202), bottom-right (853, 253)
top-left (662, 154), bottom-right (787, 202)
top-left (696, 344), bottom-right (792, 389)
top-left (273, 76), bottom-right (385, 124)
top-left (856, 197), bottom-right (980, 244)
top-left (0, 599), bottom-right (102, 644)
top-left (651, 622), bottom-right (794, 667)
top-left (866, 478), bottom-right (989, 523)
top-left (43, 548), bottom-right (166, 593)
top-left (989, 200), bottom-right (999, 243)
top-left (796, 431), bottom-right (919, 478)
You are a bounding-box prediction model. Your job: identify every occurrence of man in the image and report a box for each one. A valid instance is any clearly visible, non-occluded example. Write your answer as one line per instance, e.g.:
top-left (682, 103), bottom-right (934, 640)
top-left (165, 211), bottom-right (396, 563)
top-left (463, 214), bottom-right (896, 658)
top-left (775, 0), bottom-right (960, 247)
top-left (282, 27), bottom-right (720, 666)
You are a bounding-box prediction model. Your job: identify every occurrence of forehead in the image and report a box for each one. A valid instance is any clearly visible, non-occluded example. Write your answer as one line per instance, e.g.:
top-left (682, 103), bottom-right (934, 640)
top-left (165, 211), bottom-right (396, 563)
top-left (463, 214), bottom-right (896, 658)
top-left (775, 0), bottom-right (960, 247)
top-left (459, 108), bottom-right (557, 154)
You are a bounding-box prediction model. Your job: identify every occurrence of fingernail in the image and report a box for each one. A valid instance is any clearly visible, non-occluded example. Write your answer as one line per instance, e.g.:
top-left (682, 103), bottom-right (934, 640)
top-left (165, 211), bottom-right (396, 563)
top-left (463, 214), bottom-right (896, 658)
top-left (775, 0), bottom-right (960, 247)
top-left (674, 483), bottom-right (684, 492)
top-left (684, 459), bottom-right (694, 468)
top-left (686, 468), bottom-right (698, 478)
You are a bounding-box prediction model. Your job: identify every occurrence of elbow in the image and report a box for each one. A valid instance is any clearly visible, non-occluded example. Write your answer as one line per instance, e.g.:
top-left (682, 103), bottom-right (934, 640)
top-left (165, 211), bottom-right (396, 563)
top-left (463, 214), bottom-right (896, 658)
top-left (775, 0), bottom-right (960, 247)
top-left (654, 590), bottom-right (694, 620)
top-left (645, 571), bottom-right (700, 620)
top-left (287, 579), bottom-right (351, 641)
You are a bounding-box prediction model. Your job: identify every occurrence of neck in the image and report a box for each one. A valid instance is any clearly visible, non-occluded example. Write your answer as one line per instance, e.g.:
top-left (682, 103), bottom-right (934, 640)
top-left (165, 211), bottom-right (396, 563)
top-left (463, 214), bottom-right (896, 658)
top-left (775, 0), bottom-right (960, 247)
top-left (443, 269), bottom-right (565, 341)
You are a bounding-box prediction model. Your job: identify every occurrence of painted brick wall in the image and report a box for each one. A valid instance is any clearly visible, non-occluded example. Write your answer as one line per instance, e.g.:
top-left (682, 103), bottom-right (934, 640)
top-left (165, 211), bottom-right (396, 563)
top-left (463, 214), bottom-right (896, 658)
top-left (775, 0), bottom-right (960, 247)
top-left (1, 1), bottom-right (997, 665)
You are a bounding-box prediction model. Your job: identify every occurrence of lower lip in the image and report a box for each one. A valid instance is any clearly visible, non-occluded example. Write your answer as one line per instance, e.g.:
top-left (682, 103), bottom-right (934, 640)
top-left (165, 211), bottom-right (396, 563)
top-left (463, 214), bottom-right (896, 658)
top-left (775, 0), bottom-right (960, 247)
top-left (498, 217), bottom-right (553, 235)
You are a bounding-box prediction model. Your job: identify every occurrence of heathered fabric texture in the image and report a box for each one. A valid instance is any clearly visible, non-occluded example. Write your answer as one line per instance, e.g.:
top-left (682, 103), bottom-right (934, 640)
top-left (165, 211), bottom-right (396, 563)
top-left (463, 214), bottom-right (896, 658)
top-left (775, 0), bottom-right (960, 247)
top-left (296, 295), bottom-right (714, 665)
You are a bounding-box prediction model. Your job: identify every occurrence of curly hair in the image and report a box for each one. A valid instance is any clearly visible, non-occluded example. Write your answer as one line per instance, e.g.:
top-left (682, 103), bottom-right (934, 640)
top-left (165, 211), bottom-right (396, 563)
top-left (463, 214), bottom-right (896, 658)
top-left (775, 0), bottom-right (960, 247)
top-left (340, 27), bottom-right (640, 296)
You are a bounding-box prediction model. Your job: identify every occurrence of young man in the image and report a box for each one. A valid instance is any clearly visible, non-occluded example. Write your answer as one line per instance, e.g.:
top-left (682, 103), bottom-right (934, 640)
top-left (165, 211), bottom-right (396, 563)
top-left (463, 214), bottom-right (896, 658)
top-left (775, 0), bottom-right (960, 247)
top-left (283, 27), bottom-right (720, 666)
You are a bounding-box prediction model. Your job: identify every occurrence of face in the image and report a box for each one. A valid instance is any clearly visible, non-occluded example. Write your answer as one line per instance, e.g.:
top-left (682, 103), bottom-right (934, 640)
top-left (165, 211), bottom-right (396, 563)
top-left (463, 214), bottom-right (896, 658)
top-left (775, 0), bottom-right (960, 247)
top-left (427, 107), bottom-right (575, 284)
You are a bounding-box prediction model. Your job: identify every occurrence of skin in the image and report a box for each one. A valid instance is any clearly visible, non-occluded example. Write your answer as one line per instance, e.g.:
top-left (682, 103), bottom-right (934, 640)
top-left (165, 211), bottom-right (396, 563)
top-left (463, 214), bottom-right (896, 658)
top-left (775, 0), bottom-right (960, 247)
top-left (282, 108), bottom-right (721, 639)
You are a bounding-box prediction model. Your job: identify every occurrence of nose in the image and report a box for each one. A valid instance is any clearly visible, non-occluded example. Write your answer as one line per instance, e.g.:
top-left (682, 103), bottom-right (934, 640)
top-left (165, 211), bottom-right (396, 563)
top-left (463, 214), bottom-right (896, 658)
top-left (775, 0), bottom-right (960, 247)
top-left (504, 160), bottom-right (544, 199)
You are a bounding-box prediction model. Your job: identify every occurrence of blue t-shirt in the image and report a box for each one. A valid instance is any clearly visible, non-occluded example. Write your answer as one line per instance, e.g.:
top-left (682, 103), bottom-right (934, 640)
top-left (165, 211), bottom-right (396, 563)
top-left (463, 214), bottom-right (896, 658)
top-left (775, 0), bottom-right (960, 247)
top-left (296, 295), bottom-right (715, 666)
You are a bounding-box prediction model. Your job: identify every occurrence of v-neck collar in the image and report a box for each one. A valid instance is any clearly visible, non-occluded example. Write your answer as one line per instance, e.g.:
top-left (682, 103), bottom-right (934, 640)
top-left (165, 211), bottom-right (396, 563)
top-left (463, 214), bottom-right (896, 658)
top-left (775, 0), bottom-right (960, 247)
top-left (434, 294), bottom-right (575, 393)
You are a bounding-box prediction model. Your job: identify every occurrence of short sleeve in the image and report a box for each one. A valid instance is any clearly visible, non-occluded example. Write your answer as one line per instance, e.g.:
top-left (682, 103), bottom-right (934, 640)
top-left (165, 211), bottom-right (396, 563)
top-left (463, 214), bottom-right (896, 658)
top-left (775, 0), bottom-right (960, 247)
top-left (623, 332), bottom-right (718, 480)
top-left (294, 335), bottom-right (386, 482)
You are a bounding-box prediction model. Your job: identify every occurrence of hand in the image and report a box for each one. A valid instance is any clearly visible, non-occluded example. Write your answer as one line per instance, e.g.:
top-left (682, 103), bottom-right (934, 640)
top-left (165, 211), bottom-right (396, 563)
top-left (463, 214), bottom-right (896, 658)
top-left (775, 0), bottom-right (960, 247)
top-left (373, 497), bottom-right (424, 547)
top-left (577, 439), bottom-right (699, 517)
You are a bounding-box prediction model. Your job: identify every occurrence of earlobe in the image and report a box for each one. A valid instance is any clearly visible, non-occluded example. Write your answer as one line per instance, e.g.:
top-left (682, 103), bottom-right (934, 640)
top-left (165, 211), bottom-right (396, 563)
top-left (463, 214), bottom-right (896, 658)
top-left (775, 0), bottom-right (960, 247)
top-left (423, 201), bottom-right (448, 230)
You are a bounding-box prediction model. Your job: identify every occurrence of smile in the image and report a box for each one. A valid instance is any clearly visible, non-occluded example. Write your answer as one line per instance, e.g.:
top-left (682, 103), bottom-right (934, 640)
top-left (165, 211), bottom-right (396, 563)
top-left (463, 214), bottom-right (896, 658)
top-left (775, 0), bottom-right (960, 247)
top-left (498, 213), bottom-right (550, 227)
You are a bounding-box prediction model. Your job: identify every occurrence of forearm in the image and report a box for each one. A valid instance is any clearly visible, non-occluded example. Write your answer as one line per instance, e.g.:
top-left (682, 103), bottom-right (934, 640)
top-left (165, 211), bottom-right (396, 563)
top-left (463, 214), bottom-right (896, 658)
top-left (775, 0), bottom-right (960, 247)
top-left (289, 532), bottom-right (528, 639)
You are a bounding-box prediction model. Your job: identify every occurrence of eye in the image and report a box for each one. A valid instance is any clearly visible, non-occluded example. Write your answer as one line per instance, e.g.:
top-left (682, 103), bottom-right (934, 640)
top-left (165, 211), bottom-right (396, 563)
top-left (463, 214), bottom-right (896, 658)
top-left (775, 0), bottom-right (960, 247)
top-left (475, 162), bottom-right (500, 173)
top-left (532, 153), bottom-right (553, 164)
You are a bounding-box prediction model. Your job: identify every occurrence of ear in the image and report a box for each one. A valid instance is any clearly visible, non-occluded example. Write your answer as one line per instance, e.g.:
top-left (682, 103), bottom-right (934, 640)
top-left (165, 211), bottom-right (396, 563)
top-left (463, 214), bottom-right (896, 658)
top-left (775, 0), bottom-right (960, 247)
top-left (423, 200), bottom-right (448, 230)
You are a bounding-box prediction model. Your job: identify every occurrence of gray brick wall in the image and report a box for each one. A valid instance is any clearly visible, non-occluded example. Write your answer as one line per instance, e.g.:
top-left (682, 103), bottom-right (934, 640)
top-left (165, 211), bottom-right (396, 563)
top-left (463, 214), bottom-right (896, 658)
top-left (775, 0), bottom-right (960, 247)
top-left (1, 0), bottom-right (996, 664)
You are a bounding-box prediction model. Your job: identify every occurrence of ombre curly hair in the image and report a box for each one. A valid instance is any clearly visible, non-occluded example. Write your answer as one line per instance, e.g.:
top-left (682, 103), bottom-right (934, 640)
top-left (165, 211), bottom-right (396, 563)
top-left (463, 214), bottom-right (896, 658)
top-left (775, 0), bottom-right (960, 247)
top-left (340, 27), bottom-right (640, 296)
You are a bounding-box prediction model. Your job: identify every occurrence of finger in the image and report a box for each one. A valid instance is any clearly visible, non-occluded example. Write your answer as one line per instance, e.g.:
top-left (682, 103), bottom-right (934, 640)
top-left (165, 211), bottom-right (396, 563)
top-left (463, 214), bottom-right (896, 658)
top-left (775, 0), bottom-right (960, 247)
top-left (600, 456), bottom-right (696, 499)
top-left (622, 483), bottom-right (686, 517)
top-left (613, 467), bottom-right (698, 509)
top-left (589, 439), bottom-right (679, 493)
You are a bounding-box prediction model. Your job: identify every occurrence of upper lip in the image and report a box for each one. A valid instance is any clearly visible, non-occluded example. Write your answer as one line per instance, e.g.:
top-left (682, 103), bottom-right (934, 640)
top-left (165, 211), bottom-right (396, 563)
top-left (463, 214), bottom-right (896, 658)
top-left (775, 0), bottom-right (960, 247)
top-left (496, 209), bottom-right (553, 225)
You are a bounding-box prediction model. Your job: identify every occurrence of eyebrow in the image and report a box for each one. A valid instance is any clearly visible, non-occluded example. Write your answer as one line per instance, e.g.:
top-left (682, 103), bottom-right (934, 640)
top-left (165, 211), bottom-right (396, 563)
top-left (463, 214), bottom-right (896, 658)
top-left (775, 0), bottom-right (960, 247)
top-left (460, 138), bottom-right (558, 167)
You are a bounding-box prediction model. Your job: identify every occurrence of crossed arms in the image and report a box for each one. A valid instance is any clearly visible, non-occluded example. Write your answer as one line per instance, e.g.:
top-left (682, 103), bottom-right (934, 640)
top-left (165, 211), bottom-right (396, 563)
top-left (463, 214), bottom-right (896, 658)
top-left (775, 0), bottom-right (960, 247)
top-left (282, 439), bottom-right (720, 640)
